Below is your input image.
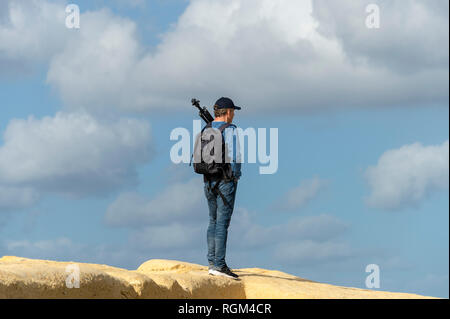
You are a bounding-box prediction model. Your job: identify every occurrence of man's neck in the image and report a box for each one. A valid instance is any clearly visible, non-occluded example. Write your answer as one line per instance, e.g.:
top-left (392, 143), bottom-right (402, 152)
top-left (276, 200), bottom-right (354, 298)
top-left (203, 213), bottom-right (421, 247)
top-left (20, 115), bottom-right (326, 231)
top-left (214, 117), bottom-right (230, 123)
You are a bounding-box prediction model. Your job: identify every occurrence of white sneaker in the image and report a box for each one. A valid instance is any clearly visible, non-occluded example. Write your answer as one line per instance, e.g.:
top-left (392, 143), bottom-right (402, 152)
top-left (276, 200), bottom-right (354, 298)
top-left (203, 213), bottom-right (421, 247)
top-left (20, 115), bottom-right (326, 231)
top-left (210, 267), bottom-right (239, 279)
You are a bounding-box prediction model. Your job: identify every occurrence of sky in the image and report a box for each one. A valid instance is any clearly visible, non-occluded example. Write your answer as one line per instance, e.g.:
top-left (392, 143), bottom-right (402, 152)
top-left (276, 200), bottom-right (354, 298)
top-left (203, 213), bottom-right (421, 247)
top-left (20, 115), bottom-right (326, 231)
top-left (0, 0), bottom-right (448, 298)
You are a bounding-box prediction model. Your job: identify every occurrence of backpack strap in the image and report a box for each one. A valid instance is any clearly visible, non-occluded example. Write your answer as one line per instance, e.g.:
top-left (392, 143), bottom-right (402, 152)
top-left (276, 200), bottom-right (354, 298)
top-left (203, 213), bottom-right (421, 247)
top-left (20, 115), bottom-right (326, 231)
top-left (201, 122), bottom-right (213, 133)
top-left (206, 179), bottom-right (232, 209)
top-left (218, 122), bottom-right (232, 133)
top-left (218, 123), bottom-right (233, 177)
top-left (201, 122), bottom-right (232, 132)
top-left (201, 122), bottom-right (231, 133)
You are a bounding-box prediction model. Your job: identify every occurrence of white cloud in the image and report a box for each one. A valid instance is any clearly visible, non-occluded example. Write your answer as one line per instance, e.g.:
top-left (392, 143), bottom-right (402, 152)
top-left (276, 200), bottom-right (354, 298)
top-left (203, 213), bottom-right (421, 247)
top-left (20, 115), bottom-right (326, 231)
top-left (104, 177), bottom-right (204, 227)
top-left (279, 214), bottom-right (348, 242)
top-left (6, 237), bottom-right (74, 252)
top-left (273, 240), bottom-right (354, 265)
top-left (1, 236), bottom-right (142, 269)
top-left (2, 237), bottom-right (90, 263)
top-left (0, 185), bottom-right (40, 211)
top-left (46, 8), bottom-right (142, 114)
top-left (104, 176), bottom-right (352, 265)
top-left (229, 208), bottom-right (354, 266)
top-left (0, 111), bottom-right (153, 198)
top-left (0, 0), bottom-right (67, 71)
top-left (274, 176), bottom-right (326, 211)
top-left (3, 0), bottom-right (446, 112)
top-left (129, 223), bottom-right (204, 251)
top-left (231, 208), bottom-right (348, 249)
top-left (312, 0), bottom-right (449, 73)
top-left (364, 140), bottom-right (449, 210)
top-left (0, 234), bottom-right (204, 270)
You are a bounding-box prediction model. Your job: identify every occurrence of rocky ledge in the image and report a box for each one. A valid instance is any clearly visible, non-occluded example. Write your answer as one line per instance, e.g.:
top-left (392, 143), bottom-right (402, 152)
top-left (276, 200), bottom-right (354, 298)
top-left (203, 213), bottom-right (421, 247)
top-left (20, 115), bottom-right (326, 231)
top-left (0, 256), bottom-right (436, 299)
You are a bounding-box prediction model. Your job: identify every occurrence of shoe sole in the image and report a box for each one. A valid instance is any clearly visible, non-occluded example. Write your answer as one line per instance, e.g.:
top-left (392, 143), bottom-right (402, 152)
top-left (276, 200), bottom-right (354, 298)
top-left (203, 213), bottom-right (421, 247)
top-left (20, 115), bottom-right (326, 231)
top-left (209, 269), bottom-right (239, 279)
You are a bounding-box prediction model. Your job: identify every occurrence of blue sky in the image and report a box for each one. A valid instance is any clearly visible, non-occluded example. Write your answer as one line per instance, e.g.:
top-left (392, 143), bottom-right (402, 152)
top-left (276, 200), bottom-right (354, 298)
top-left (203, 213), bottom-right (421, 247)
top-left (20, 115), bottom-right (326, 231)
top-left (0, 0), bottom-right (448, 298)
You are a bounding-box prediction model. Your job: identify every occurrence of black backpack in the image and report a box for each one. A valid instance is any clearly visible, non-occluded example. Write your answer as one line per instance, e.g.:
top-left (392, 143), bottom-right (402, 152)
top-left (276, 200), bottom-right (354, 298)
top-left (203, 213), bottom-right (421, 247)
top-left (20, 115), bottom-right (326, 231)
top-left (192, 122), bottom-right (232, 181)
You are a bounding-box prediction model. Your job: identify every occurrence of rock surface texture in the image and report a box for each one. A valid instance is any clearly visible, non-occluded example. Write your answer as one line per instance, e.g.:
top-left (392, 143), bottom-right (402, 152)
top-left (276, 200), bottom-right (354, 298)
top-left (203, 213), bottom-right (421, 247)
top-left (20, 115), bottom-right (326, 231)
top-left (0, 256), bottom-right (436, 299)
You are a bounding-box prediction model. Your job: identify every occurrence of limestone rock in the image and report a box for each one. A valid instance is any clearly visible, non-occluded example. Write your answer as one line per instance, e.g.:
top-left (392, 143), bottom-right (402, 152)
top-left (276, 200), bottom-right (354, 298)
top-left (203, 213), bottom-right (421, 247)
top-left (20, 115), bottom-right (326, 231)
top-left (0, 256), bottom-right (437, 299)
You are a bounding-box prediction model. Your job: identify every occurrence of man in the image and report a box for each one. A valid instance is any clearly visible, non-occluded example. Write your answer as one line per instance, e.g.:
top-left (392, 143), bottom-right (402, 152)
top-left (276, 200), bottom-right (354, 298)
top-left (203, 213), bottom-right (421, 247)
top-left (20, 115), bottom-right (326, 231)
top-left (203, 97), bottom-right (242, 279)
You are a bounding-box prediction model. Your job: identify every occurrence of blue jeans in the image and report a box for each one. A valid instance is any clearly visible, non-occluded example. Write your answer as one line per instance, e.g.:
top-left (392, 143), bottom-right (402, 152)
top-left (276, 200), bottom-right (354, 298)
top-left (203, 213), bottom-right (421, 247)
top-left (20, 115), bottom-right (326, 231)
top-left (204, 180), bottom-right (238, 269)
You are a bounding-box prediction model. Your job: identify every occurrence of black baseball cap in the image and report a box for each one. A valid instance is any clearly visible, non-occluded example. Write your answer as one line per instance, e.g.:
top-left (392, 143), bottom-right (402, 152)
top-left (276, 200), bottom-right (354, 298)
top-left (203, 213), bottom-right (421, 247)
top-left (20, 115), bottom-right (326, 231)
top-left (214, 97), bottom-right (241, 110)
